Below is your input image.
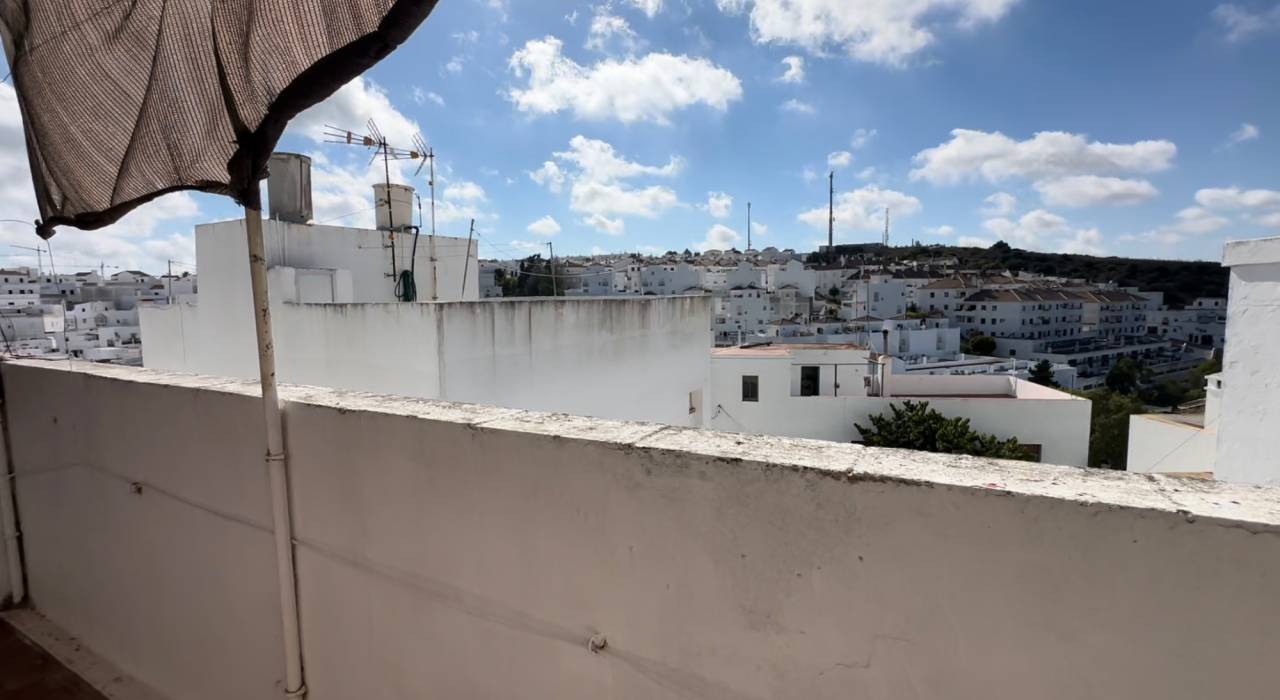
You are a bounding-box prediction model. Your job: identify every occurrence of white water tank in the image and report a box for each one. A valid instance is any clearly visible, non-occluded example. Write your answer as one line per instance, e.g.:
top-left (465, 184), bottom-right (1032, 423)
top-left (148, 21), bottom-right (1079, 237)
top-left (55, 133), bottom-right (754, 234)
top-left (373, 183), bottom-right (414, 231)
top-left (266, 153), bottom-right (313, 224)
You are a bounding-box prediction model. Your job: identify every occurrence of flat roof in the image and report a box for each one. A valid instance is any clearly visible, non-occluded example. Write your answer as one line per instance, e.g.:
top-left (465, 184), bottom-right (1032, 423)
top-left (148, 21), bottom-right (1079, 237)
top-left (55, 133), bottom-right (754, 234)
top-left (712, 342), bottom-right (868, 358)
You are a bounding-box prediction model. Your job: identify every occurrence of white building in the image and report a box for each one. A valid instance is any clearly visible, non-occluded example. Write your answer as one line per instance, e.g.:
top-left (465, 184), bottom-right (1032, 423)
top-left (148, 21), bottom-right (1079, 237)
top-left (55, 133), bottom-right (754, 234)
top-left (765, 260), bottom-right (816, 298)
top-left (1081, 289), bottom-right (1150, 338)
top-left (1127, 373), bottom-right (1221, 477)
top-left (1149, 297), bottom-right (1227, 349)
top-left (708, 342), bottom-right (1092, 466)
top-left (713, 287), bottom-right (773, 342)
top-left (640, 263), bottom-right (704, 295)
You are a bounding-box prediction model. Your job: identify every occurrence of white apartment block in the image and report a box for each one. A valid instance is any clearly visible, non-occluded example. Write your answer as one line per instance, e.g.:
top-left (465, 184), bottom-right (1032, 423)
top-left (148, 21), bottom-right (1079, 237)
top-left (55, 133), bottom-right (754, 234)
top-left (950, 288), bottom-right (1086, 346)
top-left (1081, 289), bottom-right (1150, 338)
top-left (713, 287), bottom-right (773, 341)
top-left (1149, 297), bottom-right (1227, 349)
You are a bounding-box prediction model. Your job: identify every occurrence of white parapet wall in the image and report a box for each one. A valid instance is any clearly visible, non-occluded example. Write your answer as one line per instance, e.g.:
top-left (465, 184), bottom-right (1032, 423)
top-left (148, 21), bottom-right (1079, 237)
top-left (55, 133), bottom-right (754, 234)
top-left (4, 360), bottom-right (1280, 699)
top-left (143, 295), bottom-right (713, 426)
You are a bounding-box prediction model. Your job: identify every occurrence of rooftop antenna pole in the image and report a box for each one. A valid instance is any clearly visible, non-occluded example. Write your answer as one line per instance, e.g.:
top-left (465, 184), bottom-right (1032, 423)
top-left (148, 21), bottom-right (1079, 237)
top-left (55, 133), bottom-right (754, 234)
top-left (11, 244), bottom-right (42, 276)
top-left (747, 201), bottom-right (752, 251)
top-left (883, 207), bottom-right (890, 247)
top-left (827, 171), bottom-right (835, 250)
top-left (427, 146), bottom-right (438, 301)
top-left (461, 218), bottom-right (475, 299)
top-left (548, 241), bottom-right (558, 296)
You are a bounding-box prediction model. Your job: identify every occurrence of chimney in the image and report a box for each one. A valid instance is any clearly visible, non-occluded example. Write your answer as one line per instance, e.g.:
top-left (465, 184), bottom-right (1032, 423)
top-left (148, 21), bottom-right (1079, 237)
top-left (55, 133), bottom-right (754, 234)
top-left (373, 183), bottom-right (415, 232)
top-left (266, 153), bottom-right (313, 224)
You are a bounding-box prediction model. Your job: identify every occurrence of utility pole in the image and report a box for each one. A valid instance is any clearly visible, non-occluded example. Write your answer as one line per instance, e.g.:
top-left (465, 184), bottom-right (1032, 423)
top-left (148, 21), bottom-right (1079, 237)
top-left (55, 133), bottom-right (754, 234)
top-left (883, 207), bottom-right (890, 247)
top-left (167, 259), bottom-right (173, 302)
top-left (427, 148), bottom-right (439, 301)
top-left (827, 171), bottom-right (835, 250)
top-left (747, 201), bottom-right (752, 251)
top-left (547, 242), bottom-right (558, 296)
top-left (461, 218), bottom-right (475, 298)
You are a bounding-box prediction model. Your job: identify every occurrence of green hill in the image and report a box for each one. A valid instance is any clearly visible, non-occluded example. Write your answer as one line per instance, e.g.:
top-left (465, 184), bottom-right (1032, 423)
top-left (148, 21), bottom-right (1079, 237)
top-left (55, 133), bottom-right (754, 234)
top-left (813, 241), bottom-right (1227, 308)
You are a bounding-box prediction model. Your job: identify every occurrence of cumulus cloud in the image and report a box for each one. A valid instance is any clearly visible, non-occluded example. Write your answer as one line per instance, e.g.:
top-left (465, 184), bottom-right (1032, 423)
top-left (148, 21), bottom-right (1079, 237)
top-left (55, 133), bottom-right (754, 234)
top-left (696, 223), bottom-right (742, 252)
top-left (827, 150), bottom-right (853, 169)
top-left (532, 135), bottom-right (683, 235)
top-left (1121, 206), bottom-right (1231, 247)
top-left (780, 98), bottom-right (815, 114)
top-left (850, 127), bottom-right (877, 149)
top-left (911, 129), bottom-right (1176, 185)
top-left (778, 55), bottom-right (805, 83)
top-left (1195, 186), bottom-right (1280, 210)
top-left (958, 236), bottom-right (995, 248)
top-left (1212, 3), bottom-right (1280, 42)
top-left (925, 225), bottom-right (956, 237)
top-left (981, 192), bottom-right (1018, 217)
top-left (716, 0), bottom-right (1018, 67)
top-left (629, 0), bottom-right (663, 17)
top-left (527, 215), bottom-right (562, 237)
top-left (412, 88), bottom-right (445, 107)
top-left (797, 185), bottom-right (921, 237)
top-left (1034, 175), bottom-right (1159, 208)
top-left (443, 180), bottom-right (487, 202)
top-left (706, 191), bottom-right (734, 218)
top-left (506, 36), bottom-right (742, 124)
top-left (982, 209), bottom-right (1104, 254)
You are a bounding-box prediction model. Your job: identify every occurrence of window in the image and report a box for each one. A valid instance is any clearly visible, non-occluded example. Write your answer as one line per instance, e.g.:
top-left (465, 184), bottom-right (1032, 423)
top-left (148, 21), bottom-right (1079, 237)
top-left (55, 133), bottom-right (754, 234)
top-left (800, 366), bottom-right (819, 397)
top-left (742, 375), bottom-right (759, 402)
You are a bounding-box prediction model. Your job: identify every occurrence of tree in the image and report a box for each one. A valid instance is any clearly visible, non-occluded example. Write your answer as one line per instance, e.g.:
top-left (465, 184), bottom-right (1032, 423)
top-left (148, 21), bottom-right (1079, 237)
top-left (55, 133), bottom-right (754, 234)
top-left (1081, 389), bottom-right (1146, 469)
top-left (968, 335), bottom-right (996, 355)
top-left (1105, 357), bottom-right (1140, 394)
top-left (1028, 359), bottom-right (1058, 387)
top-left (854, 401), bottom-right (1033, 461)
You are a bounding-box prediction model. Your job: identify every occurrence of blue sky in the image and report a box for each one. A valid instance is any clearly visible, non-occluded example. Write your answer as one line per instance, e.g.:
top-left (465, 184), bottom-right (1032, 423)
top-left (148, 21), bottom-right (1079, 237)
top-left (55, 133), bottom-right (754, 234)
top-left (3, 0), bottom-right (1280, 272)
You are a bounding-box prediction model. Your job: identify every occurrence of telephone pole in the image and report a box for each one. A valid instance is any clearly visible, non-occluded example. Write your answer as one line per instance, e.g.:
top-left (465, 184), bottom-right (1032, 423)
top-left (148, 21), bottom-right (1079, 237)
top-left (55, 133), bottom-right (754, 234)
top-left (547, 242), bottom-right (557, 296)
top-left (827, 171), bottom-right (835, 249)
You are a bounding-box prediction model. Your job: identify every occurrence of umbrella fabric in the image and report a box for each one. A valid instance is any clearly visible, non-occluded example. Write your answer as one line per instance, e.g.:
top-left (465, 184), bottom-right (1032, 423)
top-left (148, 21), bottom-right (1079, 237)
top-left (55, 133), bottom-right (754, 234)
top-left (0, 0), bottom-right (436, 238)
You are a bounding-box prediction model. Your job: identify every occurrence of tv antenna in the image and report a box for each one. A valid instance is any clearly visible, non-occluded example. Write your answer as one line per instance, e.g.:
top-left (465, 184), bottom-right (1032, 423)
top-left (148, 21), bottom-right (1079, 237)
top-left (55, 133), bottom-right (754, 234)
top-left (323, 120), bottom-right (434, 296)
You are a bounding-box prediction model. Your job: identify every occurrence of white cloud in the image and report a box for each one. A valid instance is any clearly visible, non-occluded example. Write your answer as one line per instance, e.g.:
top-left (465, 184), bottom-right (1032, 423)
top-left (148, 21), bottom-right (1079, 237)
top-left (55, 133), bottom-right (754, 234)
top-left (538, 136), bottom-right (682, 233)
top-left (1212, 3), bottom-right (1280, 42)
top-left (1195, 186), bottom-right (1280, 210)
top-left (1121, 205), bottom-right (1231, 247)
top-left (696, 223), bottom-right (742, 252)
top-left (528, 161), bottom-right (567, 193)
top-left (925, 225), bottom-right (956, 237)
top-left (780, 98), bottom-right (815, 114)
top-left (718, 0), bottom-right (1018, 67)
top-left (958, 236), bottom-right (994, 248)
top-left (527, 215), bottom-right (562, 237)
top-left (1256, 211), bottom-right (1280, 228)
top-left (706, 191), bottom-right (733, 218)
top-left (445, 56), bottom-right (465, 73)
top-left (628, 0), bottom-right (663, 18)
top-left (583, 214), bottom-right (626, 235)
top-left (981, 191), bottom-right (1017, 217)
top-left (981, 208), bottom-right (1105, 254)
top-left (850, 127), bottom-right (877, 149)
top-left (778, 55), bottom-right (805, 83)
top-left (291, 76), bottom-right (421, 147)
top-left (1034, 175), bottom-right (1159, 208)
top-left (412, 87), bottom-right (445, 106)
top-left (586, 11), bottom-right (641, 54)
top-left (1224, 122), bottom-right (1260, 148)
top-left (798, 185), bottom-right (921, 236)
top-left (856, 166), bottom-right (879, 181)
top-left (911, 129), bottom-right (1176, 185)
top-left (443, 180), bottom-right (487, 202)
top-left (827, 150), bottom-right (853, 169)
top-left (453, 30), bottom-right (480, 43)
top-left (507, 36), bottom-right (743, 124)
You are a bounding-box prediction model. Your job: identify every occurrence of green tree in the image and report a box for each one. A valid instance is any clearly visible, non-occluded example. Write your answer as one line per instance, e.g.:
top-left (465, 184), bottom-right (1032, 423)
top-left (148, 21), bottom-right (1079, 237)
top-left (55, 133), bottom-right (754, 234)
top-left (1028, 359), bottom-right (1058, 387)
top-left (1081, 388), bottom-right (1146, 469)
top-left (854, 401), bottom-right (1033, 461)
top-left (1105, 357), bottom-right (1140, 394)
top-left (968, 335), bottom-right (997, 355)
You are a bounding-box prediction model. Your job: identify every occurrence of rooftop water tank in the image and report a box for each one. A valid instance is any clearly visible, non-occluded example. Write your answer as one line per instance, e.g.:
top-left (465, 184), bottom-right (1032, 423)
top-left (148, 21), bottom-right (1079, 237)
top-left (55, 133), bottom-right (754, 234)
top-left (373, 183), bottom-right (415, 232)
top-left (266, 153), bottom-right (313, 224)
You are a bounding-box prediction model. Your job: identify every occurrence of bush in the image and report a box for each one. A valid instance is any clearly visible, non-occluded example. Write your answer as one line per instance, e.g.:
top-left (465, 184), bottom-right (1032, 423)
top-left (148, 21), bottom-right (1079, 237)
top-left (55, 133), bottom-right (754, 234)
top-left (854, 400), bottom-right (1032, 461)
top-left (967, 335), bottom-right (996, 355)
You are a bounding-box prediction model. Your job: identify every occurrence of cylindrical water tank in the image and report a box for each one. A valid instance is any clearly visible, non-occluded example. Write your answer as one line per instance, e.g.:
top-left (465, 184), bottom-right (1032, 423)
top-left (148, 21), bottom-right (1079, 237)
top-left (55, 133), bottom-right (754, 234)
top-left (373, 183), bottom-right (415, 232)
top-left (266, 153), bottom-right (313, 224)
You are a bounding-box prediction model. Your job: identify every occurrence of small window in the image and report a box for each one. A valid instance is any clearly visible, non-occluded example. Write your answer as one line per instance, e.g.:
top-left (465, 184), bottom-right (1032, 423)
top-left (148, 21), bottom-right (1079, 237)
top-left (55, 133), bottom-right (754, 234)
top-left (800, 366), bottom-right (820, 396)
top-left (742, 375), bottom-right (759, 402)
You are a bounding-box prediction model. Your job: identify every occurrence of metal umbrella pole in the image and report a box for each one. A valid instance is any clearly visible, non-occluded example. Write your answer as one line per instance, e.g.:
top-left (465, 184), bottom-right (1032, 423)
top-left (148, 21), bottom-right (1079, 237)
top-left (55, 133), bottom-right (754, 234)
top-left (244, 209), bottom-right (306, 698)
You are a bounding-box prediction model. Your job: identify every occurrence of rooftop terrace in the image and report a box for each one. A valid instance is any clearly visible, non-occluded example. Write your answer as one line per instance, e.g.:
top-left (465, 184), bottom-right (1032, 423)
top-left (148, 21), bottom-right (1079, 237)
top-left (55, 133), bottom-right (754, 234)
top-left (2, 360), bottom-right (1279, 699)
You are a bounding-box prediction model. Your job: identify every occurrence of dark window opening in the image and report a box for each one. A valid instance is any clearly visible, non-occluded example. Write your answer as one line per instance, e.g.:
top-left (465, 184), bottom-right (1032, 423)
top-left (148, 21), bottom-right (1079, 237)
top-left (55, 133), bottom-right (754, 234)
top-left (742, 375), bottom-right (759, 402)
top-left (800, 366), bottom-right (820, 396)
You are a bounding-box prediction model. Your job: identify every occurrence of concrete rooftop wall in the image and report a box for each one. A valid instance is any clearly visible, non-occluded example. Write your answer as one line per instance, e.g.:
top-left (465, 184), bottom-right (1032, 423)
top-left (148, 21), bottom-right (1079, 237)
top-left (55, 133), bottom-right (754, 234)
top-left (4, 361), bottom-right (1280, 699)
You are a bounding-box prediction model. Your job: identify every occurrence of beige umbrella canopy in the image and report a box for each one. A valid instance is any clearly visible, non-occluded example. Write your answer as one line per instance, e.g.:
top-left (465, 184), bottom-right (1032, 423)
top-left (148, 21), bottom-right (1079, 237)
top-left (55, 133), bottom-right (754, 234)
top-left (1, 0), bottom-right (437, 238)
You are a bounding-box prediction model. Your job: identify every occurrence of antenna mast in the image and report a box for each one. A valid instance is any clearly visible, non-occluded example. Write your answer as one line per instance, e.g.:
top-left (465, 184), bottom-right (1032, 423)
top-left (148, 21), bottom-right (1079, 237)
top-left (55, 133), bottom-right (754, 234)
top-left (747, 201), bottom-right (752, 251)
top-left (883, 207), bottom-right (889, 247)
top-left (827, 171), bottom-right (834, 249)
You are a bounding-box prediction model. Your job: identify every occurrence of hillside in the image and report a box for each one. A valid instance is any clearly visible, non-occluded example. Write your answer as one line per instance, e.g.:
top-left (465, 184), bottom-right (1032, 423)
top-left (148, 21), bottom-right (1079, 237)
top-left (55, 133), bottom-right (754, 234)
top-left (813, 242), bottom-right (1228, 308)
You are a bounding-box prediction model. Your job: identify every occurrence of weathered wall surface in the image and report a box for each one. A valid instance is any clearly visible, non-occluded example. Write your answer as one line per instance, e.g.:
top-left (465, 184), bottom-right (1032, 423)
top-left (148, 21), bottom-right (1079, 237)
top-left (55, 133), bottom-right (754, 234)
top-left (1127, 415), bottom-right (1216, 474)
top-left (1218, 237), bottom-right (1280, 484)
top-left (5, 361), bottom-right (1280, 700)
